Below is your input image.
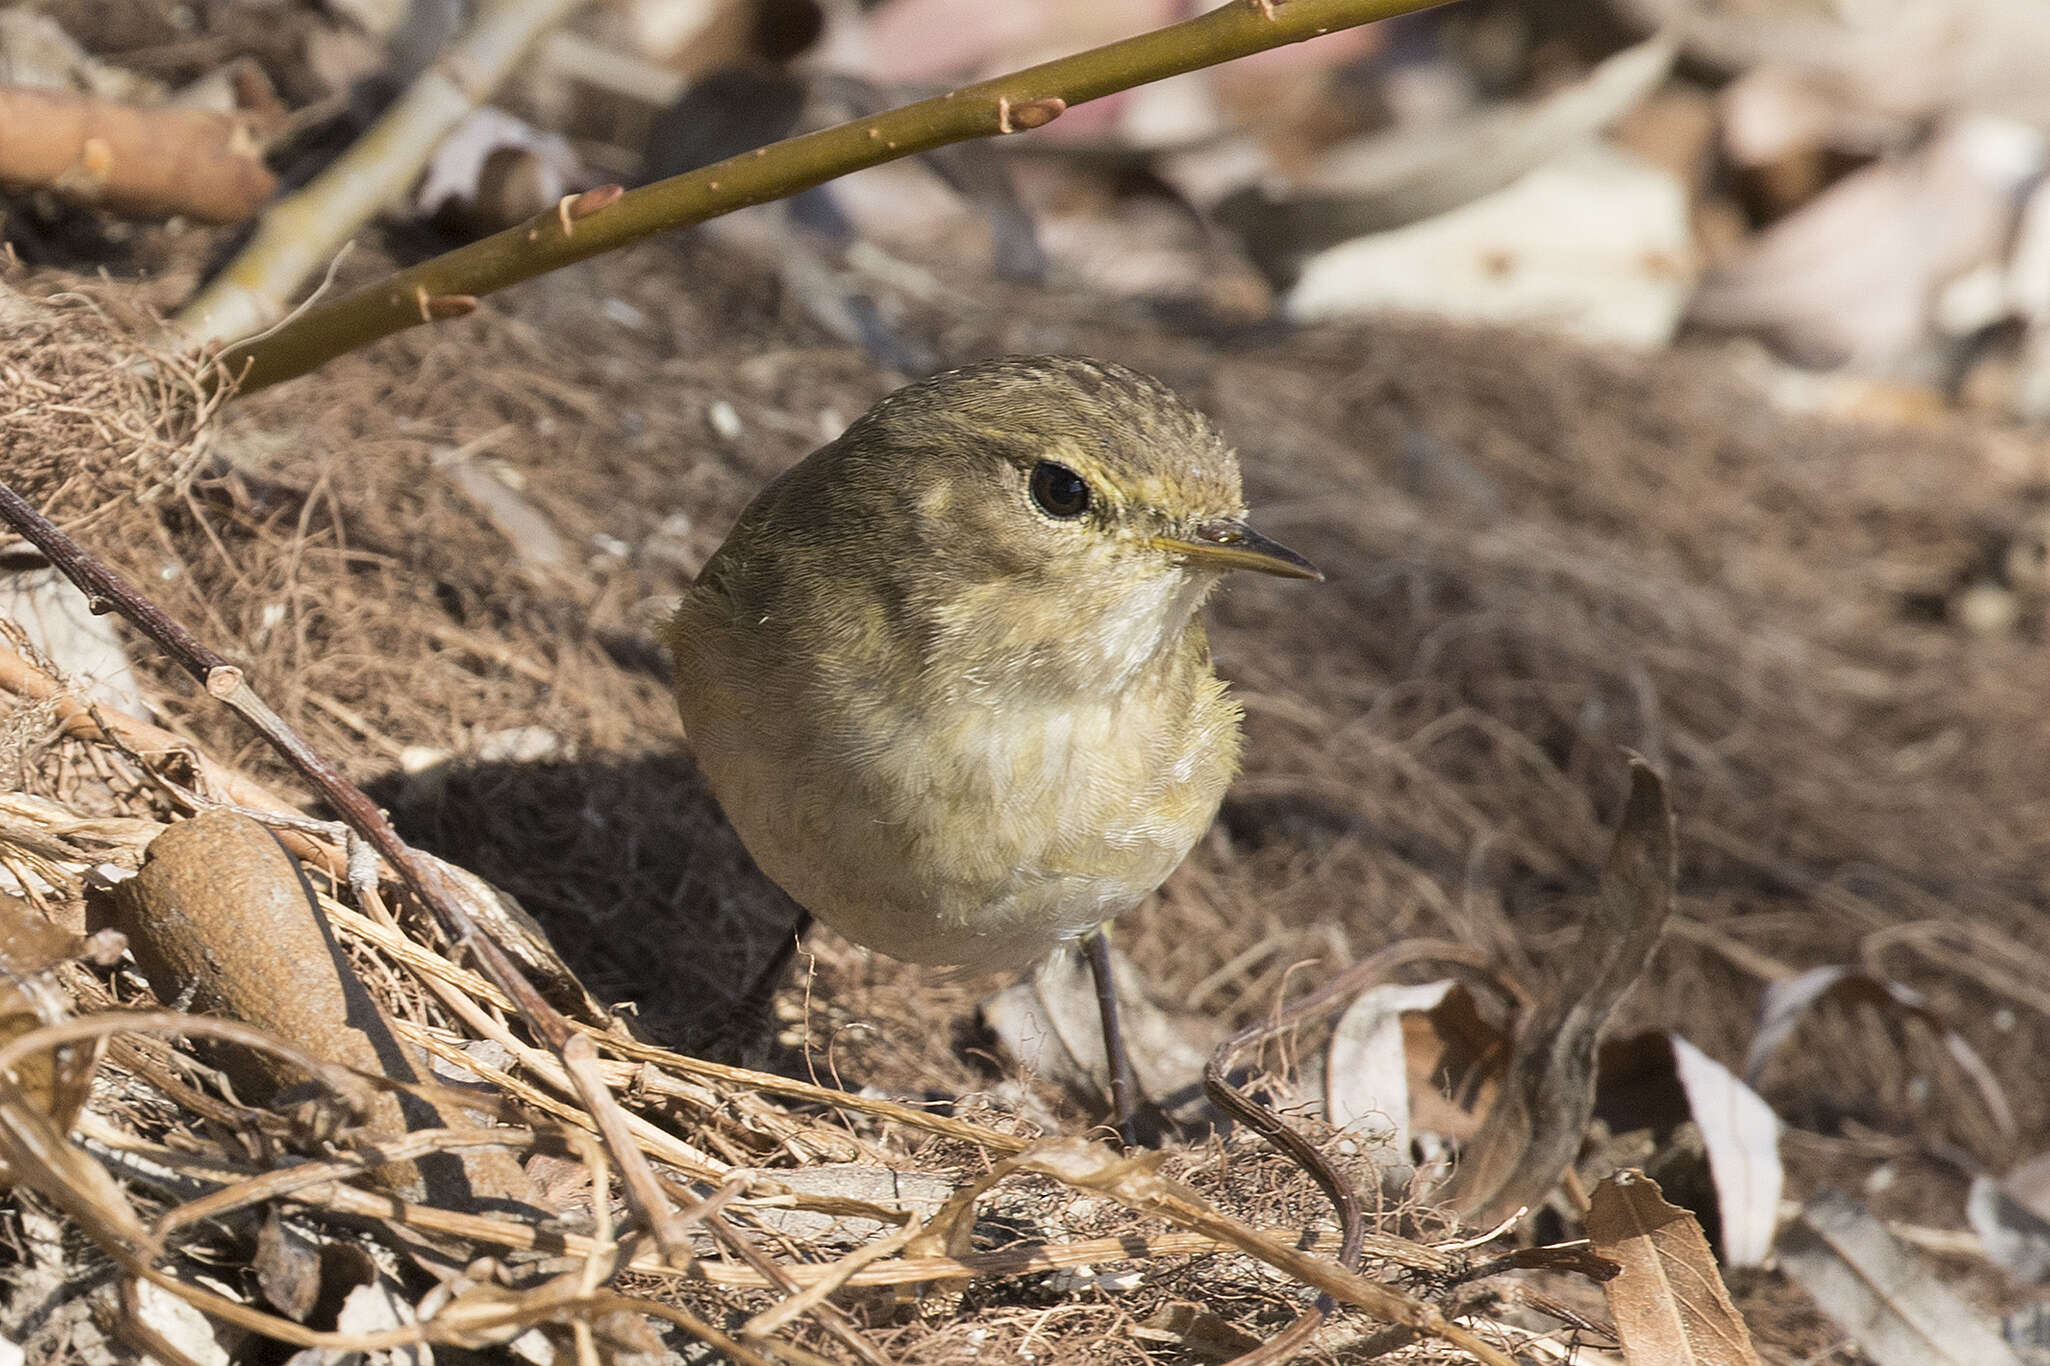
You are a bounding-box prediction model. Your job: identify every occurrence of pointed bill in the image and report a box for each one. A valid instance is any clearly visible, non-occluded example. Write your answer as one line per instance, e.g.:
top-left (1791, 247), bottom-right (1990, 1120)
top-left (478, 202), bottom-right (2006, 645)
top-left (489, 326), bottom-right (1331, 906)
top-left (1149, 519), bottom-right (1322, 579)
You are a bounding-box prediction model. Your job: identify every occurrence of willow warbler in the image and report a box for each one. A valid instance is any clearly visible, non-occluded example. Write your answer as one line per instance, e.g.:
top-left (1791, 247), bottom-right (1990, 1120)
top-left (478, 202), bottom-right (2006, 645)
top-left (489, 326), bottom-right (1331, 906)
top-left (665, 356), bottom-right (1318, 1129)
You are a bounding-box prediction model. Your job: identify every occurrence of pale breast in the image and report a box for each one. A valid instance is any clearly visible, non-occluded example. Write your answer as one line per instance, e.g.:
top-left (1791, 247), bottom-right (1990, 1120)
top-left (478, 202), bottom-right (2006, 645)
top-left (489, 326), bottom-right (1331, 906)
top-left (681, 646), bottom-right (1239, 972)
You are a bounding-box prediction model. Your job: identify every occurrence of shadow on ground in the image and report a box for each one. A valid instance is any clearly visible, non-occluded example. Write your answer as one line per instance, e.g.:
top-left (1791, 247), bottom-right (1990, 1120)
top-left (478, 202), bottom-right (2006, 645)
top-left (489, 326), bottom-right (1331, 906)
top-left (367, 753), bottom-right (807, 1058)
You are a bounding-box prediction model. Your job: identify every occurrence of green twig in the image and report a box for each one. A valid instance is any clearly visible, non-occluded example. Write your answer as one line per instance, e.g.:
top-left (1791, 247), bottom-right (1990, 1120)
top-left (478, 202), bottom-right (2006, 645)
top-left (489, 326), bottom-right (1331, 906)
top-left (216, 0), bottom-right (1448, 395)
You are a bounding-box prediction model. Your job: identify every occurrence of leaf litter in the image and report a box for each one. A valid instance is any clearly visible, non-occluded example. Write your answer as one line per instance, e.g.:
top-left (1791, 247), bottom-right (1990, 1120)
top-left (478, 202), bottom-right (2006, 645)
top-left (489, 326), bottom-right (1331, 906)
top-left (1, 213), bottom-right (2049, 1361)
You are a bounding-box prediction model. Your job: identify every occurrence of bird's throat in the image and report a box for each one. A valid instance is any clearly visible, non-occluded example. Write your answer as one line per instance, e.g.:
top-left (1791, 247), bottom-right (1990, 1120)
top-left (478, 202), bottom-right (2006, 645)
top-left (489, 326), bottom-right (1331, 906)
top-left (927, 567), bottom-right (1213, 706)
top-left (1076, 568), bottom-right (1215, 692)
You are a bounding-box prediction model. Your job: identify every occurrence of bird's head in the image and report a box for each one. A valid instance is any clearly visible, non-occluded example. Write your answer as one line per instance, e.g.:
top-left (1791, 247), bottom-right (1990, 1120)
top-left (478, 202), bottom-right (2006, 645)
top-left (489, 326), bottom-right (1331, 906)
top-left (796, 355), bottom-right (1320, 696)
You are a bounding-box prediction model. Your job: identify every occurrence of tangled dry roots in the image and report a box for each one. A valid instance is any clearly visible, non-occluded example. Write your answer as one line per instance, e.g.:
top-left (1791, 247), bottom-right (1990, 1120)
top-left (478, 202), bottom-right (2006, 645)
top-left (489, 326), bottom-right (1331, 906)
top-left (0, 279), bottom-right (219, 523)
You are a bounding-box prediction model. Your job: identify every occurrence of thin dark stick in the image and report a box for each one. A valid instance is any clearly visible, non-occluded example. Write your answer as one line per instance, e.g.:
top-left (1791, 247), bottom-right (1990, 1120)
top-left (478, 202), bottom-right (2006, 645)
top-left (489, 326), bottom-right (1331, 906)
top-left (1083, 927), bottom-right (1140, 1147)
top-left (0, 478), bottom-right (696, 1265)
top-left (735, 906), bottom-right (812, 1025)
top-left (1201, 938), bottom-right (1499, 1366)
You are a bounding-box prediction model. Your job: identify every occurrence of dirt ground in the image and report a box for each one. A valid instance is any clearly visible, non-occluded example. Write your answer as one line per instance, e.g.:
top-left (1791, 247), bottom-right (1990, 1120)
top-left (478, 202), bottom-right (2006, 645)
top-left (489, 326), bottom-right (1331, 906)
top-left (9, 205), bottom-right (2050, 1360)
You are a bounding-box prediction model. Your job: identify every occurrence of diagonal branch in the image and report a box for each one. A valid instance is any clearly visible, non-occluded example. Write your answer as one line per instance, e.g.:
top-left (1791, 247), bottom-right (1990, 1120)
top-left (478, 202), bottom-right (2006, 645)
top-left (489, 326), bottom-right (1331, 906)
top-left (212, 0), bottom-right (1450, 394)
top-left (0, 478), bottom-right (699, 1267)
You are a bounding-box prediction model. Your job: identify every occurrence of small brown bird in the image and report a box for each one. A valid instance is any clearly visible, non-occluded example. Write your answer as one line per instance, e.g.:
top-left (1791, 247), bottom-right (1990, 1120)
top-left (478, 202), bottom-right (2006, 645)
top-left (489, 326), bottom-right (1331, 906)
top-left (665, 356), bottom-right (1318, 1131)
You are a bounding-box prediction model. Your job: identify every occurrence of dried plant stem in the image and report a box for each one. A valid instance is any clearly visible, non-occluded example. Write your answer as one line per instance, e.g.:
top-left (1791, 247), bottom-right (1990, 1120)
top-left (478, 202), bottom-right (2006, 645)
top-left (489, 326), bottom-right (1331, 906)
top-left (214, 0), bottom-right (1448, 393)
top-left (154, 1127), bottom-right (539, 1237)
top-left (744, 1217), bottom-right (926, 1338)
top-left (1004, 1140), bottom-right (1517, 1366)
top-left (713, 1210), bottom-right (897, 1366)
top-left (0, 479), bottom-right (697, 1266)
top-left (600, 1036), bottom-right (1037, 1153)
top-left (391, 1017), bottom-right (724, 1179)
top-left (176, 0), bottom-right (588, 344)
top-left (142, 1153), bottom-right (1356, 1294)
top-left (0, 639), bottom-right (297, 813)
top-left (1201, 938), bottom-right (1496, 1363)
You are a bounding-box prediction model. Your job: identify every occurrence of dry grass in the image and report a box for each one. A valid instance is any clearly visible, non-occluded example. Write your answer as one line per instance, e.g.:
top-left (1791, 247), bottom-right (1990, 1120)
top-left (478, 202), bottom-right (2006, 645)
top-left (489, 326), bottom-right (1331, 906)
top-left (0, 275), bottom-right (222, 524)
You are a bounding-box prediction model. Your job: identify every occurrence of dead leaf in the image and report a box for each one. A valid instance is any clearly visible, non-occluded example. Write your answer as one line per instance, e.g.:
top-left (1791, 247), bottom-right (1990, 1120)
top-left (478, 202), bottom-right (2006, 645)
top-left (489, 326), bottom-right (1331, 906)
top-left (436, 446), bottom-right (571, 578)
top-left (1968, 1150), bottom-right (2050, 1286)
top-left (1998, 1151), bottom-right (2050, 1227)
top-left (1743, 964), bottom-right (2016, 1146)
top-left (741, 1165), bottom-right (952, 1250)
top-left (1130, 1303), bottom-right (1265, 1360)
top-left (1688, 116), bottom-right (2041, 370)
top-left (1589, 1029), bottom-right (1786, 1269)
top-left (416, 107), bottom-right (586, 233)
top-left (0, 11), bottom-right (164, 102)
top-left (0, 890), bottom-right (108, 1180)
top-left (1322, 978), bottom-right (1511, 1173)
top-left (0, 556), bottom-right (146, 714)
top-left (1442, 756), bottom-right (1676, 1222)
top-left (132, 1277), bottom-right (232, 1366)
top-left (2007, 1302), bottom-right (2050, 1362)
top-left (1587, 1169), bottom-right (1763, 1366)
top-left (1218, 36), bottom-right (1676, 287)
top-left (861, 0), bottom-right (1182, 93)
top-left (1716, 65), bottom-right (1905, 170)
top-left (323, 1277), bottom-right (425, 1366)
top-left (1668, 1035), bottom-right (1783, 1269)
top-left (1614, 0), bottom-right (2050, 130)
top-left (1324, 978), bottom-right (1455, 1165)
top-left (1780, 1191), bottom-right (2025, 1366)
top-left (254, 1209), bottom-right (324, 1322)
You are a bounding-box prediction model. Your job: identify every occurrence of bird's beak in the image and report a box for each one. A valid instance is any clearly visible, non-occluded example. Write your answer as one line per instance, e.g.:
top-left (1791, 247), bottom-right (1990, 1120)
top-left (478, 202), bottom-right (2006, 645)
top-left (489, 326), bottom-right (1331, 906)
top-left (1149, 519), bottom-right (1323, 581)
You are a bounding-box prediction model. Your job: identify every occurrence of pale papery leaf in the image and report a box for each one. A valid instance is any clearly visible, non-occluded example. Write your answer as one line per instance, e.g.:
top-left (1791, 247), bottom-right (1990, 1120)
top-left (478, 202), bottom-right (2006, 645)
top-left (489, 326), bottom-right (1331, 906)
top-left (132, 1279), bottom-right (231, 1366)
top-left (860, 0), bottom-right (1179, 86)
top-left (1323, 978), bottom-right (1454, 1164)
top-left (414, 106), bottom-right (587, 221)
top-left (1223, 35), bottom-right (1677, 293)
top-left (0, 563), bottom-right (145, 714)
top-left (2000, 1151), bottom-right (2050, 1225)
top-left (982, 941), bottom-right (1226, 1128)
top-left (1968, 1174), bottom-right (2050, 1285)
top-left (1613, 0), bottom-right (2050, 129)
top-left (1669, 1035), bottom-right (1783, 1269)
top-left (1687, 117), bottom-right (2042, 370)
top-left (1780, 1191), bottom-right (2025, 1366)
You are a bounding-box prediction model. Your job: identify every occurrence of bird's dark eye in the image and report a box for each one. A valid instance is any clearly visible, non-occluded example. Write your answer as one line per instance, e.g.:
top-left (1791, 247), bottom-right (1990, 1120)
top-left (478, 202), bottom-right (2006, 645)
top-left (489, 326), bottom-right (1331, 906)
top-left (1029, 461), bottom-right (1091, 519)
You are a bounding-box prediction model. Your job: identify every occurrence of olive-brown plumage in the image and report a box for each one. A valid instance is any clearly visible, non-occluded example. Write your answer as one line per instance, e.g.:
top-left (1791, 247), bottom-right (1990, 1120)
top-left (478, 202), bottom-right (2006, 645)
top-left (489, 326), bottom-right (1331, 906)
top-left (665, 355), bottom-right (1316, 976)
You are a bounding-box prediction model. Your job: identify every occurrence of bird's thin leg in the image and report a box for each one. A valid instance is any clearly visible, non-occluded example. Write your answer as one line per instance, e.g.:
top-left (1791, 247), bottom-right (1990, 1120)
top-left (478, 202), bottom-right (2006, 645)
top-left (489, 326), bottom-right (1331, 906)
top-left (736, 905), bottom-right (814, 1018)
top-left (1084, 925), bottom-right (1141, 1147)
